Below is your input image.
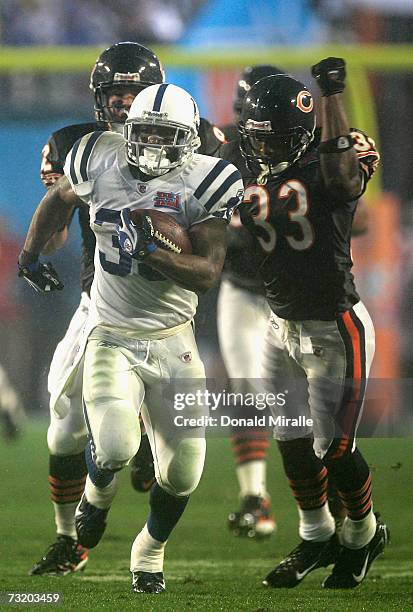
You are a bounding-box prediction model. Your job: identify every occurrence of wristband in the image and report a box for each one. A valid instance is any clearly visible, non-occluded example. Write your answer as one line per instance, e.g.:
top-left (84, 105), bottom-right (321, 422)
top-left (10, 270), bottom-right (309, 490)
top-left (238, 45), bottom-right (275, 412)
top-left (318, 135), bottom-right (353, 154)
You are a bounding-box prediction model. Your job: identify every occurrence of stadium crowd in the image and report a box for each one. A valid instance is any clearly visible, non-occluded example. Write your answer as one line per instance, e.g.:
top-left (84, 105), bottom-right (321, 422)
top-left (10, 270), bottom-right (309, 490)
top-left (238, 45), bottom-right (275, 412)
top-left (0, 0), bottom-right (203, 45)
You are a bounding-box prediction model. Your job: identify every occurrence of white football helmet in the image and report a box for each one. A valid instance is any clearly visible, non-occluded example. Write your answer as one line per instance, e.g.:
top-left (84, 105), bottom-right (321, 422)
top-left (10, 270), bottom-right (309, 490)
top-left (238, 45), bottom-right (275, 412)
top-left (124, 83), bottom-right (201, 176)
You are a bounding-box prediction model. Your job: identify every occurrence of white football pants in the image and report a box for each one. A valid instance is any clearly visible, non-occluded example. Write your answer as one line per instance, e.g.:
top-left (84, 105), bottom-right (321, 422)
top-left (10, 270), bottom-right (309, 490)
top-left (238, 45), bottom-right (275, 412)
top-left (262, 301), bottom-right (375, 459)
top-left (217, 278), bottom-right (273, 385)
top-left (82, 324), bottom-right (206, 497)
top-left (47, 292), bottom-right (89, 456)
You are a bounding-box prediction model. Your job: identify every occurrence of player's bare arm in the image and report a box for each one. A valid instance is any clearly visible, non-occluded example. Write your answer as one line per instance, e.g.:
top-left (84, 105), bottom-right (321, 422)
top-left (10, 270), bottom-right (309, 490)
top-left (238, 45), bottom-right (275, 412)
top-left (40, 141), bottom-right (72, 254)
top-left (351, 197), bottom-right (369, 236)
top-left (20, 176), bottom-right (81, 263)
top-left (41, 225), bottom-right (70, 255)
top-left (312, 58), bottom-right (362, 201)
top-left (146, 217), bottom-right (227, 293)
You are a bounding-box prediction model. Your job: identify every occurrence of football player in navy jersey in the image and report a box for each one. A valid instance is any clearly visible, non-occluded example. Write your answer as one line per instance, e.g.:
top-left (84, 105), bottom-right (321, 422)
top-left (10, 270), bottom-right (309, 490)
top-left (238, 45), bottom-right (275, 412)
top-left (28, 42), bottom-right (226, 578)
top-left (219, 65), bottom-right (283, 539)
top-left (220, 63), bottom-right (368, 540)
top-left (221, 58), bottom-right (388, 589)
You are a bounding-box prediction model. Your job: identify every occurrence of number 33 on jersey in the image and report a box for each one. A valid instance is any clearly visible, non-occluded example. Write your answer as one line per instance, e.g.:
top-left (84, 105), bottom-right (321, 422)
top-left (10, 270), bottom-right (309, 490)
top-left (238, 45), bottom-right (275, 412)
top-left (237, 128), bottom-right (379, 321)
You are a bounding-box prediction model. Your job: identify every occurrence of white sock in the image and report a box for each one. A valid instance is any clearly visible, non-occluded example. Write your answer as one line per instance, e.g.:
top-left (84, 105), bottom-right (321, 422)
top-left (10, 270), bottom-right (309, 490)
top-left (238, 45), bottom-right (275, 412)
top-left (236, 461), bottom-right (267, 498)
top-left (130, 524), bottom-right (166, 573)
top-left (53, 502), bottom-right (77, 539)
top-left (341, 509), bottom-right (377, 549)
top-left (298, 504), bottom-right (336, 542)
top-left (84, 474), bottom-right (118, 510)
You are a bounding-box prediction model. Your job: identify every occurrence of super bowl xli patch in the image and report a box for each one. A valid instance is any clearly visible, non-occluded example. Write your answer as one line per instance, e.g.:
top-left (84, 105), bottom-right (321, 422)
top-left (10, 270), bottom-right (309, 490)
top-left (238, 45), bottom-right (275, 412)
top-left (154, 191), bottom-right (182, 211)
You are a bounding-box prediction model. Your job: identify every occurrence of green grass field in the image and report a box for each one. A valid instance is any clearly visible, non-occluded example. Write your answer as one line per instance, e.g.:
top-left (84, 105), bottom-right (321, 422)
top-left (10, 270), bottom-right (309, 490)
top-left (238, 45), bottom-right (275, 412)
top-left (1, 423), bottom-right (412, 611)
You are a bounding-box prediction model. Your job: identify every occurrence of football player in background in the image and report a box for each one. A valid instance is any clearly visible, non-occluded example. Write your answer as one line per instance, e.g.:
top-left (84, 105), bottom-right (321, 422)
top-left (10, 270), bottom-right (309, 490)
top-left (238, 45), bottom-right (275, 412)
top-left (219, 64), bottom-right (370, 539)
top-left (221, 58), bottom-right (388, 589)
top-left (219, 65), bottom-right (283, 539)
top-left (29, 41), bottom-right (225, 578)
top-left (18, 83), bottom-right (244, 594)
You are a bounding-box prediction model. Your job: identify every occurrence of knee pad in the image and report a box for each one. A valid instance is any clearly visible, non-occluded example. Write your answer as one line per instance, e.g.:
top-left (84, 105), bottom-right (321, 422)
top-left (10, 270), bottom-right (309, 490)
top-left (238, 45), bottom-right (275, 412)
top-left (47, 421), bottom-right (87, 456)
top-left (90, 403), bottom-right (141, 471)
top-left (161, 438), bottom-right (206, 497)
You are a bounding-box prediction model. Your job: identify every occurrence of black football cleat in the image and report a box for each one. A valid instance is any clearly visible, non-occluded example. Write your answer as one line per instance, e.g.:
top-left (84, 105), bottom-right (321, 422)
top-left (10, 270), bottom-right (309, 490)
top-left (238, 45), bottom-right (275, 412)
top-left (75, 494), bottom-right (110, 549)
top-left (323, 516), bottom-right (389, 589)
top-left (263, 534), bottom-right (340, 588)
top-left (132, 571), bottom-right (166, 594)
top-left (130, 434), bottom-right (156, 493)
top-left (29, 535), bottom-right (88, 576)
top-left (228, 495), bottom-right (276, 539)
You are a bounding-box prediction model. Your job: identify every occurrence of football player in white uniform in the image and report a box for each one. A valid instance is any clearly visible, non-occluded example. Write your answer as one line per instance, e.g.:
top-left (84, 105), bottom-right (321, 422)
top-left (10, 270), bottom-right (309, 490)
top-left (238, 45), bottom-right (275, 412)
top-left (29, 42), bottom-right (226, 578)
top-left (19, 83), bottom-right (243, 594)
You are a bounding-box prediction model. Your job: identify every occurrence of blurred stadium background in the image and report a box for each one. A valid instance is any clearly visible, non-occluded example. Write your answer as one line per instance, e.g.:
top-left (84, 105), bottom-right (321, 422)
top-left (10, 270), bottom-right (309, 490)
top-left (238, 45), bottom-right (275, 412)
top-left (1, 0), bottom-right (413, 429)
top-left (0, 1), bottom-right (412, 608)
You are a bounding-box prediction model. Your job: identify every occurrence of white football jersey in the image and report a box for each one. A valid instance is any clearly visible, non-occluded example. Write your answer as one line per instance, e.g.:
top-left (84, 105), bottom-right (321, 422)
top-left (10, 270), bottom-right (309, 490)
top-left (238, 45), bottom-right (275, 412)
top-left (64, 131), bottom-right (244, 333)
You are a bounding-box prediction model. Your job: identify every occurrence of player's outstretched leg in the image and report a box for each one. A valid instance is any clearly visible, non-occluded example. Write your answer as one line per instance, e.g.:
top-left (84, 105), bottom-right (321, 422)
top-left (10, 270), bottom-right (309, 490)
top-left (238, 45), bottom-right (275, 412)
top-left (263, 438), bottom-right (339, 588)
top-left (131, 483), bottom-right (189, 594)
top-left (29, 453), bottom-right (88, 576)
top-left (75, 442), bottom-right (118, 549)
top-left (228, 431), bottom-right (276, 539)
top-left (322, 447), bottom-right (389, 588)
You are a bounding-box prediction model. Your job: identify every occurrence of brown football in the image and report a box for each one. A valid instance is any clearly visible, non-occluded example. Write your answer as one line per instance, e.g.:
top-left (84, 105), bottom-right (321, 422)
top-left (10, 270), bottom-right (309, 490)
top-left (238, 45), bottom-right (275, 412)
top-left (129, 209), bottom-right (192, 255)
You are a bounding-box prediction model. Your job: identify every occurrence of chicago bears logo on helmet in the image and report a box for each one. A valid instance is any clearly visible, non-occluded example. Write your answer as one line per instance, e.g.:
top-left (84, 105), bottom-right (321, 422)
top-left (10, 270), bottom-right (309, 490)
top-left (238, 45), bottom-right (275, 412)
top-left (296, 91), bottom-right (314, 113)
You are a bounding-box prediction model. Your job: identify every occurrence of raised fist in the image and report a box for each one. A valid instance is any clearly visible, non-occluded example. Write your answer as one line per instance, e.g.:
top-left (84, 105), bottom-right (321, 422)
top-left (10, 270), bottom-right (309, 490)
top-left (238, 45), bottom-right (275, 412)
top-left (311, 57), bottom-right (346, 97)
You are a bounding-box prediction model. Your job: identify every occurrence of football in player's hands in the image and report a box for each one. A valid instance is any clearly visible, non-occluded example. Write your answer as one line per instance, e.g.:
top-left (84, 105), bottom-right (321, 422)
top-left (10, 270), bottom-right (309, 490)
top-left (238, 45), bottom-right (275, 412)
top-left (130, 209), bottom-right (192, 255)
top-left (311, 57), bottom-right (346, 97)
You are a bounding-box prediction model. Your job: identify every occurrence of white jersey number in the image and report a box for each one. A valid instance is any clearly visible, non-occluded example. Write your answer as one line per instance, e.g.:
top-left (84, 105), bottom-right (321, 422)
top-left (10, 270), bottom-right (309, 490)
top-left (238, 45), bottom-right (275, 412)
top-left (243, 184), bottom-right (277, 253)
top-left (95, 209), bottom-right (163, 281)
top-left (243, 180), bottom-right (314, 253)
top-left (279, 180), bottom-right (314, 251)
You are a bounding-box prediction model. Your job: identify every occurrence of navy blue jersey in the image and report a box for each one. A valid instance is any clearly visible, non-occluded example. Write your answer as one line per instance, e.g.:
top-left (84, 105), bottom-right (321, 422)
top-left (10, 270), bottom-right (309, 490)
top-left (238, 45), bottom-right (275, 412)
top-left (221, 129), bottom-right (379, 319)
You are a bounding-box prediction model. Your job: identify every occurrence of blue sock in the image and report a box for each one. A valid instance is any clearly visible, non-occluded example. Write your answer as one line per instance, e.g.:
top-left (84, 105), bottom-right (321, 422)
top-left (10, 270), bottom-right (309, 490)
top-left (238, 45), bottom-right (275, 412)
top-left (147, 483), bottom-right (189, 542)
top-left (85, 440), bottom-right (114, 488)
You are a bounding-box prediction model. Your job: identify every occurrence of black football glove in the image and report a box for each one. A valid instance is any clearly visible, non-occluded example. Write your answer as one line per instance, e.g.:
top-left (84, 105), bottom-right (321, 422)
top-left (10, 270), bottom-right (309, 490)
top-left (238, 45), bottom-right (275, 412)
top-left (238, 198), bottom-right (259, 228)
top-left (311, 57), bottom-right (346, 97)
top-left (18, 252), bottom-right (64, 292)
top-left (116, 208), bottom-right (158, 260)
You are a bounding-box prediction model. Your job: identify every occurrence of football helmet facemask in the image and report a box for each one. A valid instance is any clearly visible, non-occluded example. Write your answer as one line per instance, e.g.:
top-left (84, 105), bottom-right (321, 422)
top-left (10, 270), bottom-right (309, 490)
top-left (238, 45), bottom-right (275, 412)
top-left (90, 42), bottom-right (164, 126)
top-left (233, 64), bottom-right (285, 120)
top-left (124, 83), bottom-right (201, 177)
top-left (239, 75), bottom-right (316, 179)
